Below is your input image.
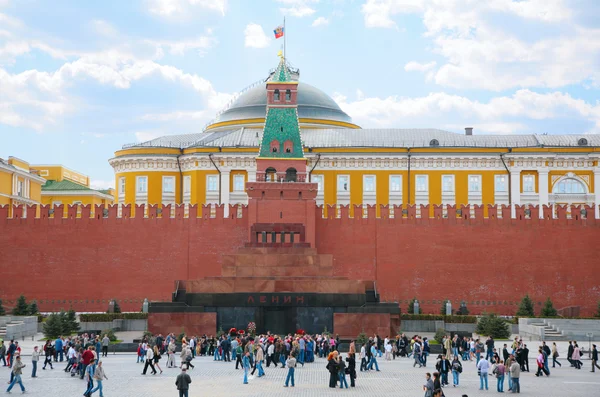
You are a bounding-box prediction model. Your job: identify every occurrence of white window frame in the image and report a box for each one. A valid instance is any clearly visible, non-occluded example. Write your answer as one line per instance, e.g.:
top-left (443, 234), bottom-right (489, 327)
top-left (468, 175), bottom-right (482, 193)
top-left (337, 175), bottom-right (350, 193)
top-left (233, 175), bottom-right (245, 192)
top-left (389, 175), bottom-right (402, 192)
top-left (162, 176), bottom-right (175, 194)
top-left (183, 175), bottom-right (191, 194)
top-left (553, 178), bottom-right (585, 194)
top-left (136, 176), bottom-right (148, 193)
top-left (495, 175), bottom-right (508, 193)
top-left (522, 175), bottom-right (535, 193)
top-left (442, 175), bottom-right (455, 193)
top-left (207, 175), bottom-right (219, 192)
top-left (363, 175), bottom-right (376, 193)
top-left (118, 177), bottom-right (126, 197)
top-left (415, 175), bottom-right (428, 192)
top-left (311, 174), bottom-right (324, 193)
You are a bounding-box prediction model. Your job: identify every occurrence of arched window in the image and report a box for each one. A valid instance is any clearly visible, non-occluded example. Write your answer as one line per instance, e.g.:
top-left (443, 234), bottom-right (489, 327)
top-left (270, 140), bottom-right (280, 153)
top-left (274, 89), bottom-right (280, 101)
top-left (285, 168), bottom-right (297, 182)
top-left (285, 89), bottom-right (291, 101)
top-left (265, 167), bottom-right (277, 182)
top-left (553, 178), bottom-right (586, 194)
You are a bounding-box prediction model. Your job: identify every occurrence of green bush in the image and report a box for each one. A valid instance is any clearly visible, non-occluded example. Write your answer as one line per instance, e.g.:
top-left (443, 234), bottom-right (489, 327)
top-left (79, 313), bottom-right (148, 322)
top-left (540, 298), bottom-right (558, 317)
top-left (476, 313), bottom-right (511, 339)
top-left (43, 313), bottom-right (63, 339)
top-left (27, 301), bottom-right (39, 316)
top-left (356, 331), bottom-right (368, 347)
top-left (101, 329), bottom-right (117, 342)
top-left (12, 295), bottom-right (29, 315)
top-left (434, 328), bottom-right (446, 344)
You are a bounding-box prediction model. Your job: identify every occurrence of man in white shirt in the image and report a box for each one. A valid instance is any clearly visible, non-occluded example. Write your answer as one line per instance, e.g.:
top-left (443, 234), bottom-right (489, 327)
top-left (266, 343), bottom-right (275, 367)
top-left (477, 355), bottom-right (490, 390)
top-left (65, 345), bottom-right (76, 372)
top-left (142, 346), bottom-right (157, 375)
top-left (189, 337), bottom-right (196, 358)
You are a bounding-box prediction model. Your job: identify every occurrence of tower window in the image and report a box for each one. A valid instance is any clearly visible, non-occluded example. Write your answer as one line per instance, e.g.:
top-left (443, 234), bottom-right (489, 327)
top-left (274, 89), bottom-right (280, 101)
top-left (283, 140), bottom-right (293, 154)
top-left (270, 140), bottom-right (280, 153)
top-left (285, 89), bottom-right (291, 101)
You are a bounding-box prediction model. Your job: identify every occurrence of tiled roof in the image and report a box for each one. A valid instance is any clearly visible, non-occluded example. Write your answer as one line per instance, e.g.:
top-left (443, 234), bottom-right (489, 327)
top-left (123, 128), bottom-right (600, 150)
top-left (42, 180), bottom-right (113, 199)
top-left (269, 59), bottom-right (292, 83)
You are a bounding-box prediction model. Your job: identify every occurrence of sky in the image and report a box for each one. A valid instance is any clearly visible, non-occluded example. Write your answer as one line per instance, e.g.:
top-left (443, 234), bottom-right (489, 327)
top-left (1, 0), bottom-right (600, 189)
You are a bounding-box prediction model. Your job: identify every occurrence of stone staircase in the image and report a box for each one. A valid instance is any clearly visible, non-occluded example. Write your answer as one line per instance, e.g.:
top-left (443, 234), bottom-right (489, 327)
top-left (530, 320), bottom-right (564, 340)
top-left (0, 320), bottom-right (25, 339)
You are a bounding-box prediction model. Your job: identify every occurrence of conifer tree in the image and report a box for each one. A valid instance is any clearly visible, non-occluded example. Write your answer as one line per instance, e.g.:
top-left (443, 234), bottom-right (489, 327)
top-left (66, 309), bottom-right (79, 333)
top-left (12, 295), bottom-right (29, 315)
top-left (540, 297), bottom-right (558, 317)
top-left (28, 301), bottom-right (39, 316)
top-left (0, 299), bottom-right (5, 316)
top-left (43, 313), bottom-right (63, 339)
top-left (516, 294), bottom-right (535, 317)
top-left (113, 300), bottom-right (121, 314)
top-left (476, 313), bottom-right (510, 339)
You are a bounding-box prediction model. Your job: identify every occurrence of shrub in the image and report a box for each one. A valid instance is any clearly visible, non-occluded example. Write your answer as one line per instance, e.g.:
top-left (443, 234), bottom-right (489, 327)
top-left (27, 301), bottom-right (39, 316)
top-left (102, 329), bottom-right (117, 342)
top-left (0, 299), bottom-right (5, 316)
top-left (12, 295), bottom-right (29, 315)
top-left (43, 313), bottom-right (63, 339)
top-left (356, 331), bottom-right (368, 348)
top-left (516, 294), bottom-right (535, 317)
top-left (434, 328), bottom-right (446, 344)
top-left (457, 302), bottom-right (470, 316)
top-left (79, 313), bottom-right (148, 322)
top-left (540, 298), bottom-right (558, 317)
top-left (476, 313), bottom-right (511, 339)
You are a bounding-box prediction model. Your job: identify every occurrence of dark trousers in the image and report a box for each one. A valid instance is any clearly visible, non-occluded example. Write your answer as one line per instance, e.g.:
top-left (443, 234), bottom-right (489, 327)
top-left (329, 372), bottom-right (337, 388)
top-left (102, 346), bottom-right (108, 357)
top-left (235, 355), bottom-right (243, 369)
top-left (143, 359), bottom-right (157, 374)
top-left (80, 363), bottom-right (87, 379)
top-left (43, 356), bottom-right (53, 369)
top-left (360, 357), bottom-right (367, 371)
top-left (224, 350), bottom-right (230, 362)
top-left (592, 359), bottom-right (600, 372)
top-left (350, 372), bottom-right (356, 387)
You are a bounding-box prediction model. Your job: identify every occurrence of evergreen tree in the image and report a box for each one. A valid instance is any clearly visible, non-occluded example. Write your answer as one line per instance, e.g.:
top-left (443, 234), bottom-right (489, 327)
top-left (58, 310), bottom-right (70, 335)
top-left (516, 294), bottom-right (535, 317)
top-left (476, 313), bottom-right (511, 339)
top-left (408, 298), bottom-right (421, 314)
top-left (66, 309), bottom-right (80, 334)
top-left (43, 313), bottom-right (63, 339)
top-left (0, 299), bottom-right (5, 316)
top-left (28, 301), bottom-right (39, 316)
top-left (540, 297), bottom-right (558, 317)
top-left (457, 301), bottom-right (470, 315)
top-left (440, 299), bottom-right (450, 315)
top-left (12, 295), bottom-right (29, 315)
top-left (113, 300), bottom-right (121, 314)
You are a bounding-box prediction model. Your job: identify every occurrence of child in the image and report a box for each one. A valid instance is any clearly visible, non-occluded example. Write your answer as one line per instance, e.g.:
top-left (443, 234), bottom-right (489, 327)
top-left (136, 343), bottom-right (143, 363)
top-left (284, 352), bottom-right (296, 387)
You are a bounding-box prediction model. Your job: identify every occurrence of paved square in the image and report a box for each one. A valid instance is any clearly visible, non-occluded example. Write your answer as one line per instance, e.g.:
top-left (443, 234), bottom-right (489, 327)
top-left (3, 351), bottom-right (599, 396)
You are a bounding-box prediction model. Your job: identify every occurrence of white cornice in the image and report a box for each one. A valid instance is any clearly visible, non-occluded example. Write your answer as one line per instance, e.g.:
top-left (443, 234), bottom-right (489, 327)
top-left (0, 162), bottom-right (46, 184)
top-left (41, 191), bottom-right (114, 200)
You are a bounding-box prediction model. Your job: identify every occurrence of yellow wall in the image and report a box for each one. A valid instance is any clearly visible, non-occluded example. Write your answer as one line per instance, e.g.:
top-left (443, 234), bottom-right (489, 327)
top-left (31, 165), bottom-right (89, 186)
top-left (230, 170), bottom-right (248, 192)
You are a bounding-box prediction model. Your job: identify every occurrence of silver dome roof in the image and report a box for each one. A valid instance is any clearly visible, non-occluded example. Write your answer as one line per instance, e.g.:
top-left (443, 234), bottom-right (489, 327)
top-left (214, 82), bottom-right (353, 124)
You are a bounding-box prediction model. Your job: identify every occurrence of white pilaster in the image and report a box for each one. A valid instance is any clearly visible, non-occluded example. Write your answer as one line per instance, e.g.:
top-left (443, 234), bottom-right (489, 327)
top-left (538, 169), bottom-right (549, 219)
top-left (594, 170), bottom-right (600, 219)
top-left (510, 170), bottom-right (521, 218)
top-left (247, 170), bottom-right (256, 182)
top-left (220, 171), bottom-right (230, 217)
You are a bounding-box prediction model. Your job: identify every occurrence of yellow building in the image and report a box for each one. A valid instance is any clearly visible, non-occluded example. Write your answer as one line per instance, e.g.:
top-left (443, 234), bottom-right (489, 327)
top-left (109, 60), bottom-right (600, 219)
top-left (30, 165), bottom-right (114, 208)
top-left (0, 156), bottom-right (46, 216)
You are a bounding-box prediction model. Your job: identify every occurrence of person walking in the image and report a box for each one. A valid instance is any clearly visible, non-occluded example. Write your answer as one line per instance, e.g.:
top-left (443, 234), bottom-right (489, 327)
top-left (6, 355), bottom-right (26, 394)
top-left (535, 348), bottom-right (548, 376)
top-left (359, 343), bottom-right (367, 372)
top-left (284, 352), bottom-right (296, 387)
top-left (42, 341), bottom-right (53, 370)
top-left (83, 358), bottom-right (97, 397)
top-left (451, 355), bottom-right (462, 387)
top-left (572, 343), bottom-right (582, 370)
top-left (167, 340), bottom-right (176, 368)
top-left (242, 352), bottom-right (250, 384)
top-left (142, 346), bottom-right (157, 375)
top-left (0, 342), bottom-right (5, 367)
top-left (175, 367), bottom-right (192, 397)
top-left (153, 346), bottom-right (163, 374)
top-left (89, 360), bottom-right (108, 397)
top-left (509, 359), bottom-right (521, 393)
top-left (346, 351), bottom-right (356, 387)
top-left (30, 346), bottom-right (39, 378)
top-left (552, 342), bottom-right (561, 368)
top-left (423, 372), bottom-right (434, 397)
top-left (477, 354), bottom-right (490, 390)
top-left (255, 343), bottom-right (265, 378)
top-left (101, 335), bottom-right (109, 358)
top-left (591, 344), bottom-right (600, 372)
top-left (436, 354), bottom-right (450, 387)
top-left (367, 342), bottom-right (380, 371)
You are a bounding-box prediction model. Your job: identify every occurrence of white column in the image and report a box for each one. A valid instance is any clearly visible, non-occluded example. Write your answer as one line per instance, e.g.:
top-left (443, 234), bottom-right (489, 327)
top-left (220, 171), bottom-right (230, 217)
top-left (594, 170), bottom-right (600, 219)
top-left (538, 169), bottom-right (549, 219)
top-left (510, 170), bottom-right (521, 218)
top-left (247, 170), bottom-right (256, 182)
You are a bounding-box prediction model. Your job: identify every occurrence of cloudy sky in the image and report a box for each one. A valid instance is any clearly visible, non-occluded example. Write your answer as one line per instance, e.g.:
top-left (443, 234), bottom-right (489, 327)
top-left (1, 0), bottom-right (600, 188)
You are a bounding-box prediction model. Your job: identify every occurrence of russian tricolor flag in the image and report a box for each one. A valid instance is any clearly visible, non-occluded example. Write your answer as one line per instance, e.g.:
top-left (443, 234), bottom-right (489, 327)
top-left (274, 26), bottom-right (284, 39)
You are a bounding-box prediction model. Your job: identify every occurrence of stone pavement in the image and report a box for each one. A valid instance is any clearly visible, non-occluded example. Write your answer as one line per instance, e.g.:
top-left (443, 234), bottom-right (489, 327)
top-left (1, 351), bottom-right (599, 397)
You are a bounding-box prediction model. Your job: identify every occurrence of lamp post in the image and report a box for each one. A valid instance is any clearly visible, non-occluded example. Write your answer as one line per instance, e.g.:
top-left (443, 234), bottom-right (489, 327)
top-left (586, 332), bottom-right (594, 359)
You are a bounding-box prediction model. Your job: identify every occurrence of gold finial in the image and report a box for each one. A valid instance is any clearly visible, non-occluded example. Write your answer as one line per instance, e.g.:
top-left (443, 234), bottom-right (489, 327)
top-left (277, 50), bottom-right (283, 59)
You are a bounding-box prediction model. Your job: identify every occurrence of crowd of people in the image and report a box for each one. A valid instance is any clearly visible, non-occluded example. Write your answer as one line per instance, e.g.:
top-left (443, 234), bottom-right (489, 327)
top-left (1, 330), bottom-right (599, 396)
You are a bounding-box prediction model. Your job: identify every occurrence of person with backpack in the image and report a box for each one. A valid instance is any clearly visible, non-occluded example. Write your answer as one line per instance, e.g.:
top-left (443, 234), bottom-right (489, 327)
top-left (451, 355), bottom-right (462, 387)
top-left (422, 337), bottom-right (431, 367)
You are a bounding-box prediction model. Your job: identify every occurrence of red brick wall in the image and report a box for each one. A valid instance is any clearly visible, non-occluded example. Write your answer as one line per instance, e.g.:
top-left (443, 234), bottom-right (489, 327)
top-left (148, 312), bottom-right (217, 336)
top-left (316, 215), bottom-right (600, 316)
top-left (0, 214), bottom-right (247, 312)
top-left (334, 313), bottom-right (391, 339)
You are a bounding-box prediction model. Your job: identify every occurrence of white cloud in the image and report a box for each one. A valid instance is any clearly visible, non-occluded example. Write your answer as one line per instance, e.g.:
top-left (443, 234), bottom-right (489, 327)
top-left (278, 0), bottom-right (318, 17)
top-left (333, 89), bottom-right (600, 133)
top-left (90, 179), bottom-right (115, 190)
top-left (146, 35), bottom-right (217, 56)
top-left (312, 16), bottom-right (329, 27)
top-left (404, 61), bottom-right (436, 72)
top-left (147, 0), bottom-right (226, 17)
top-left (244, 23), bottom-right (271, 48)
top-left (361, 0), bottom-right (600, 91)
top-left (134, 130), bottom-right (165, 142)
top-left (91, 19), bottom-right (118, 38)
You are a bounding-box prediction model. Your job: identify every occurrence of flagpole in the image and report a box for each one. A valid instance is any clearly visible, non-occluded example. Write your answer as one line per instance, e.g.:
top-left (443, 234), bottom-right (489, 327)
top-left (283, 17), bottom-right (286, 60)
